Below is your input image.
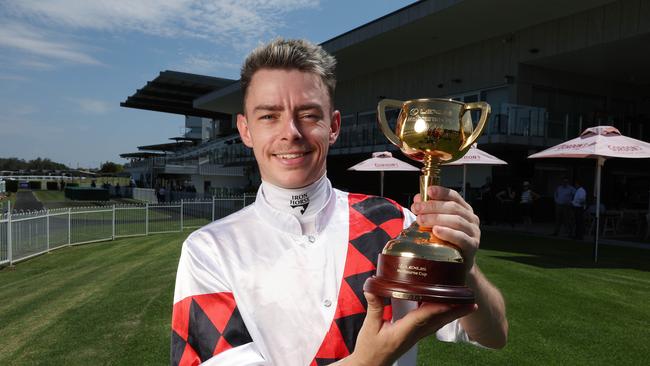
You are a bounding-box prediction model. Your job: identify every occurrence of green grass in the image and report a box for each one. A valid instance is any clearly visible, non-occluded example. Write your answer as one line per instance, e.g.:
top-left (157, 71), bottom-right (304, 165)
top-left (1, 191), bottom-right (16, 209)
top-left (0, 231), bottom-right (189, 366)
top-left (33, 190), bottom-right (65, 202)
top-left (1, 230), bottom-right (649, 365)
top-left (418, 230), bottom-right (650, 365)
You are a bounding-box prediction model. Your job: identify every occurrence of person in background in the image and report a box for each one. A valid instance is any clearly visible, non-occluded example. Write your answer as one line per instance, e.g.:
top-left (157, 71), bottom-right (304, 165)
top-left (496, 184), bottom-right (517, 227)
top-left (460, 182), bottom-right (474, 207)
top-left (552, 177), bottom-right (575, 236)
top-left (519, 181), bottom-right (540, 225)
top-left (158, 186), bottom-right (166, 203)
top-left (572, 180), bottom-right (587, 240)
top-left (479, 176), bottom-right (494, 225)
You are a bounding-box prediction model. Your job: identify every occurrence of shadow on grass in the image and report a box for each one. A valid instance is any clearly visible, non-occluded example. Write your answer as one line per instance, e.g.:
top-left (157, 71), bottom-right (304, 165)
top-left (480, 230), bottom-right (650, 271)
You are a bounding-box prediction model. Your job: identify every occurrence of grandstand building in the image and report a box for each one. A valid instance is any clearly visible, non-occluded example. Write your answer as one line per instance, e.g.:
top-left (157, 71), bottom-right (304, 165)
top-left (121, 0), bottom-right (650, 212)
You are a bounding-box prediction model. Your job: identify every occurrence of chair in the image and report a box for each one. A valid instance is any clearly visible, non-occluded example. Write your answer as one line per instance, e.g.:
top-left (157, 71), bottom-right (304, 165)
top-left (602, 211), bottom-right (622, 236)
top-left (589, 211), bottom-right (622, 237)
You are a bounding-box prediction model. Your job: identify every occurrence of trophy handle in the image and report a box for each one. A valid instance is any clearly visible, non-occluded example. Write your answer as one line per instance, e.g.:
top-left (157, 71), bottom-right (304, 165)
top-left (377, 99), bottom-right (404, 148)
top-left (459, 102), bottom-right (491, 151)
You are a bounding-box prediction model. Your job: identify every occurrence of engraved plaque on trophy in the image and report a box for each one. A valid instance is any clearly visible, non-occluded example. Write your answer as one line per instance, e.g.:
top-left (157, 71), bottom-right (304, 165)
top-left (363, 98), bottom-right (490, 303)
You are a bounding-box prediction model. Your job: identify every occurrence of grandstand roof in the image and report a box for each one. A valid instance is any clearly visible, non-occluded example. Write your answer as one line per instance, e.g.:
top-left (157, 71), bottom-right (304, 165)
top-left (169, 136), bottom-right (202, 142)
top-left (120, 70), bottom-right (235, 120)
top-left (119, 152), bottom-right (166, 159)
top-left (137, 141), bottom-right (195, 152)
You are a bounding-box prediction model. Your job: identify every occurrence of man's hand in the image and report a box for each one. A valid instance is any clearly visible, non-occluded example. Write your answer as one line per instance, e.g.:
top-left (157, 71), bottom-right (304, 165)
top-left (411, 185), bottom-right (508, 349)
top-left (340, 292), bottom-right (476, 366)
top-left (410, 185), bottom-right (481, 272)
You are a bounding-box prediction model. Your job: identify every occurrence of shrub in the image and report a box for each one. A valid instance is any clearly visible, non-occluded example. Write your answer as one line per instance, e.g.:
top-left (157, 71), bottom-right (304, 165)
top-left (65, 187), bottom-right (109, 201)
top-left (5, 179), bottom-right (18, 192)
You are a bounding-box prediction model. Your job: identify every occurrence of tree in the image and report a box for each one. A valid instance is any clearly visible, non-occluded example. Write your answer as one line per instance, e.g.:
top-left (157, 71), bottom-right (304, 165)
top-left (99, 161), bottom-right (123, 174)
top-left (0, 157), bottom-right (68, 171)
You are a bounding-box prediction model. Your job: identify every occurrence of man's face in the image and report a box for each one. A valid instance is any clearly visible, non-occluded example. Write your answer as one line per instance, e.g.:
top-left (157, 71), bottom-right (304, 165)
top-left (237, 69), bottom-right (340, 189)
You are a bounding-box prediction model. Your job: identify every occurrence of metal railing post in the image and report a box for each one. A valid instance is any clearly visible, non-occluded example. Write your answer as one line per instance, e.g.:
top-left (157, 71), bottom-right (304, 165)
top-left (145, 202), bottom-right (149, 236)
top-left (68, 207), bottom-right (71, 245)
top-left (7, 201), bottom-right (12, 265)
top-left (112, 204), bottom-right (116, 240)
top-left (180, 199), bottom-right (184, 231)
top-left (46, 209), bottom-right (50, 252)
top-left (211, 196), bottom-right (215, 222)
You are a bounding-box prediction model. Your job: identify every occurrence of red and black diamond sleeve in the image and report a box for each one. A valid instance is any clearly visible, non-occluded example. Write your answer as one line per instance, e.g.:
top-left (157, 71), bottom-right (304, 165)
top-left (171, 292), bottom-right (253, 365)
top-left (311, 194), bottom-right (405, 365)
top-left (171, 240), bottom-right (254, 365)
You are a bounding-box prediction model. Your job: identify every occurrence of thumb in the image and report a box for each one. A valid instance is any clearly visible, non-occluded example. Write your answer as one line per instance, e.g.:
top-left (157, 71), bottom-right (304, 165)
top-left (362, 292), bottom-right (386, 334)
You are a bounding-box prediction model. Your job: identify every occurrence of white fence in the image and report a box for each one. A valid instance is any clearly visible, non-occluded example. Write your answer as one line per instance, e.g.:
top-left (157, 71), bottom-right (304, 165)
top-left (0, 196), bottom-right (255, 266)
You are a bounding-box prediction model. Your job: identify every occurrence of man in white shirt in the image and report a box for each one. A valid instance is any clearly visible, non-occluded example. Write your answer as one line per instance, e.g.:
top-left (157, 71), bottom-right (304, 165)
top-left (171, 38), bottom-right (508, 366)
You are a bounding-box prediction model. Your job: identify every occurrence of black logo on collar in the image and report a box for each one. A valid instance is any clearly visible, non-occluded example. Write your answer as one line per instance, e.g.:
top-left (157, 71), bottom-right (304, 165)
top-left (290, 193), bottom-right (310, 215)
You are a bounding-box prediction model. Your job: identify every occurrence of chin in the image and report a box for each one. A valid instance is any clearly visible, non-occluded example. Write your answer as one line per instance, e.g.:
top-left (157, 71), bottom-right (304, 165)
top-left (276, 175), bottom-right (316, 189)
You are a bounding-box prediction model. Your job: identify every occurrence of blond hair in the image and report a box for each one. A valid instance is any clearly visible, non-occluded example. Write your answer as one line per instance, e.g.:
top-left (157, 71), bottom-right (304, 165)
top-left (240, 38), bottom-right (336, 106)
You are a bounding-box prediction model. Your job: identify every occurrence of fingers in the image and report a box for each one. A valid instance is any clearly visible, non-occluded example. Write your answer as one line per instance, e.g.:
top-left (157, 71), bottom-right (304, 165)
top-left (353, 293), bottom-right (477, 366)
top-left (432, 225), bottom-right (479, 254)
top-left (413, 186), bottom-right (472, 211)
top-left (412, 188), bottom-right (477, 223)
top-left (393, 302), bottom-right (477, 341)
top-left (362, 292), bottom-right (387, 334)
top-left (411, 185), bottom-right (481, 262)
top-left (415, 213), bottom-right (480, 236)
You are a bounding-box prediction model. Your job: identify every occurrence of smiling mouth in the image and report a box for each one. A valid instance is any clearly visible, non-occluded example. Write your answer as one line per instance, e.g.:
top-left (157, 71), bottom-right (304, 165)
top-left (274, 152), bottom-right (309, 159)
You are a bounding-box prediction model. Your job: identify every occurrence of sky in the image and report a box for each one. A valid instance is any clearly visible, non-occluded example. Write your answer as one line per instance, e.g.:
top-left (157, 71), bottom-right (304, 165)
top-left (0, 0), bottom-right (415, 169)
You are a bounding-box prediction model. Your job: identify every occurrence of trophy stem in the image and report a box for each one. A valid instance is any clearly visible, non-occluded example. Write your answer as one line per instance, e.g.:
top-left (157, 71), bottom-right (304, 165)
top-left (420, 155), bottom-right (441, 202)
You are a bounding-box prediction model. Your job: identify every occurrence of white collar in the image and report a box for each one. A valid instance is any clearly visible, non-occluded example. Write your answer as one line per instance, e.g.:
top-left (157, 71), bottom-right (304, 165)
top-left (254, 177), bottom-right (337, 236)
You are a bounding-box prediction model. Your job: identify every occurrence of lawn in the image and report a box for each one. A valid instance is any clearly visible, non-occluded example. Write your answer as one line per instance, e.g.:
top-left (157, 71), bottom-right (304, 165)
top-left (1, 191), bottom-right (16, 210)
top-left (32, 190), bottom-right (65, 202)
top-left (418, 230), bottom-right (650, 365)
top-left (0, 231), bottom-right (188, 365)
top-left (0, 230), bottom-right (648, 365)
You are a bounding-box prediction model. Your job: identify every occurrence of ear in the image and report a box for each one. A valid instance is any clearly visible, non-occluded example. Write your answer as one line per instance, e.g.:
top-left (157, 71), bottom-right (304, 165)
top-left (237, 113), bottom-right (254, 148)
top-left (329, 110), bottom-right (341, 145)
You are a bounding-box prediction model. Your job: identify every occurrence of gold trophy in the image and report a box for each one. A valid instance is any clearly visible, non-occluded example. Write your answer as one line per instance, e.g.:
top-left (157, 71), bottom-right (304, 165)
top-left (363, 98), bottom-right (490, 303)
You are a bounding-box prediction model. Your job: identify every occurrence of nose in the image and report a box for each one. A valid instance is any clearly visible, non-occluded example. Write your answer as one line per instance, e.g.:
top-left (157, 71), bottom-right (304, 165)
top-left (280, 117), bottom-right (302, 141)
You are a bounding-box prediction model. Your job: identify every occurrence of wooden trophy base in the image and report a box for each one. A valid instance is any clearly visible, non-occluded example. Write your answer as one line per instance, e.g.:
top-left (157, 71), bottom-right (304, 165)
top-left (363, 253), bottom-right (475, 304)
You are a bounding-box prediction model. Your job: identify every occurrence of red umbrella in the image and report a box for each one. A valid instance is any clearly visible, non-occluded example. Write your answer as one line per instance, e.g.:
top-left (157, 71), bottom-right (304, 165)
top-left (528, 126), bottom-right (650, 261)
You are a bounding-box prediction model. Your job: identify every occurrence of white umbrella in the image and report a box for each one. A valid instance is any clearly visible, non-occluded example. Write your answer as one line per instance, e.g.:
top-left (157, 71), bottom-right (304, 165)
top-left (528, 126), bottom-right (650, 262)
top-left (444, 144), bottom-right (508, 199)
top-left (348, 151), bottom-right (419, 196)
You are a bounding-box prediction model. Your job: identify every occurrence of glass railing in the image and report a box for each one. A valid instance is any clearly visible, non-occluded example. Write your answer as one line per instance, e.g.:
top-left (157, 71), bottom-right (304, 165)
top-left (486, 103), bottom-right (548, 137)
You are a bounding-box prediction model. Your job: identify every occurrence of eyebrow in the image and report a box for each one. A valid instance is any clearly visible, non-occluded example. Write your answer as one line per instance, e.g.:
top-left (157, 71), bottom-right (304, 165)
top-left (252, 103), bottom-right (324, 114)
top-left (252, 104), bottom-right (284, 113)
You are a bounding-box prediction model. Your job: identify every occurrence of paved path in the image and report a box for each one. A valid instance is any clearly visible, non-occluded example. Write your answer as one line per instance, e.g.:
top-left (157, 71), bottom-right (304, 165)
top-left (13, 191), bottom-right (44, 212)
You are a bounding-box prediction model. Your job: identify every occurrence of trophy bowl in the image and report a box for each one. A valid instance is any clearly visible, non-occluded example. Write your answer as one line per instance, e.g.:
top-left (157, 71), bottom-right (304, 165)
top-left (363, 98), bottom-right (490, 303)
